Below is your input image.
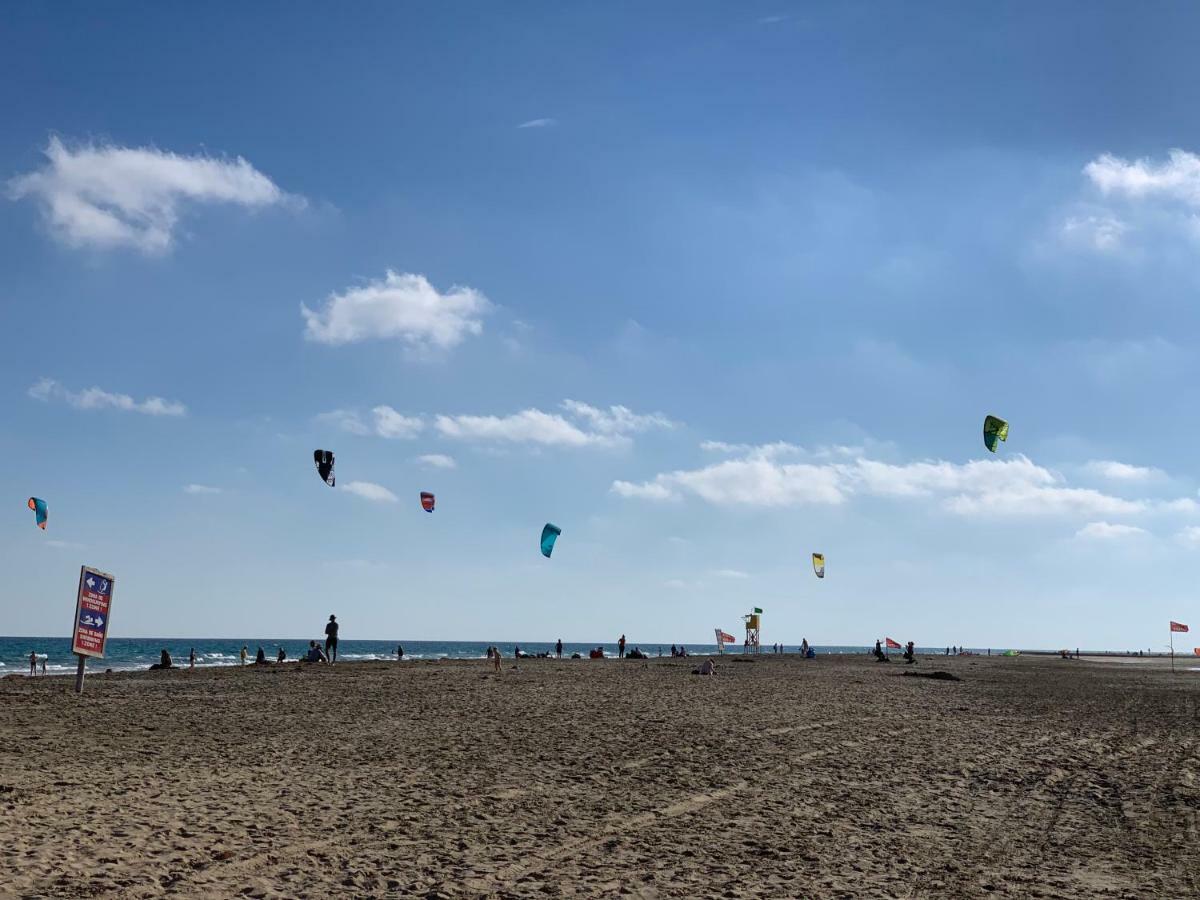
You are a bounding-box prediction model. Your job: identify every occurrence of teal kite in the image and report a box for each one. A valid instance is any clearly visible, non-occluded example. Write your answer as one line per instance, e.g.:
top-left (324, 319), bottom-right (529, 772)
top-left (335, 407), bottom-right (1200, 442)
top-left (27, 497), bottom-right (46, 530)
top-left (540, 523), bottom-right (561, 558)
top-left (983, 415), bottom-right (1009, 453)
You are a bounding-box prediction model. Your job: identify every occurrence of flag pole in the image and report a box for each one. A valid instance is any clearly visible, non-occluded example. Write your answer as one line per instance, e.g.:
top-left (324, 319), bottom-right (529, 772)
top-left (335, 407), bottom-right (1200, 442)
top-left (1171, 625), bottom-right (1175, 675)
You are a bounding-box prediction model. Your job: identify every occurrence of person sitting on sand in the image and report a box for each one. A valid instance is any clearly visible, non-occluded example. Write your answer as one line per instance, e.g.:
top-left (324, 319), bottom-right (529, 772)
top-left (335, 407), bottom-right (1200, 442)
top-left (303, 641), bottom-right (327, 663)
top-left (692, 659), bottom-right (716, 676)
top-left (589, 647), bottom-right (604, 659)
top-left (255, 646), bottom-right (267, 665)
top-left (150, 648), bottom-right (174, 670)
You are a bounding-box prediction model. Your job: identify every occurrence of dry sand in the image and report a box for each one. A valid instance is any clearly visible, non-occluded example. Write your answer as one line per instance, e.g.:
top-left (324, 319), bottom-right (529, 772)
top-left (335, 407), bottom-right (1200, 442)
top-left (1, 653), bottom-right (1198, 898)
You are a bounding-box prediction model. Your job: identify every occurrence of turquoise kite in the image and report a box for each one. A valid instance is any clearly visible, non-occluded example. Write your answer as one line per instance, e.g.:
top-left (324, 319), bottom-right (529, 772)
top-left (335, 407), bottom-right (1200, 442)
top-left (27, 497), bottom-right (47, 530)
top-left (540, 523), bottom-right (561, 558)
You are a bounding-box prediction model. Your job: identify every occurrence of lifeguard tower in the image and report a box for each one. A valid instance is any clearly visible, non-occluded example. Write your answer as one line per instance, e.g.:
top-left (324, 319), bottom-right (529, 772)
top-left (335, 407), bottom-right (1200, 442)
top-left (743, 607), bottom-right (762, 654)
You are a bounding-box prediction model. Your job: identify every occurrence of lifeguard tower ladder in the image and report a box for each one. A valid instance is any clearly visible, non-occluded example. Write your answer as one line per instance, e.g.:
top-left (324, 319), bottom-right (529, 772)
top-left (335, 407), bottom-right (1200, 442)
top-left (743, 608), bottom-right (762, 654)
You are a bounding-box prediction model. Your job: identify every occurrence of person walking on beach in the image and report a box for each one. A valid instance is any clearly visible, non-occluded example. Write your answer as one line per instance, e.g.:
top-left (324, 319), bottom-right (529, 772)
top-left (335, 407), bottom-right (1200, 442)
top-left (277, 646), bottom-right (286, 663)
top-left (324, 614), bottom-right (339, 664)
top-left (555, 638), bottom-right (563, 659)
top-left (189, 648), bottom-right (196, 669)
top-left (492, 646), bottom-right (502, 674)
top-left (618, 634), bottom-right (626, 658)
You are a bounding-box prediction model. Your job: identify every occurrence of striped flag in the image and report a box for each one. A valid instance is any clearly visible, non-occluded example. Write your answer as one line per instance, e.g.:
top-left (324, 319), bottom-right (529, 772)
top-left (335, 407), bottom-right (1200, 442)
top-left (885, 637), bottom-right (902, 649)
top-left (1171, 621), bottom-right (1189, 633)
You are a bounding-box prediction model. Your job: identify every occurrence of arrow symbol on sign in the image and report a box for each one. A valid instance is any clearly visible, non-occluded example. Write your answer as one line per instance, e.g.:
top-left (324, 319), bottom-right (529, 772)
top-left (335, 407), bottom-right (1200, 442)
top-left (93, 615), bottom-right (104, 629)
top-left (86, 576), bottom-right (95, 589)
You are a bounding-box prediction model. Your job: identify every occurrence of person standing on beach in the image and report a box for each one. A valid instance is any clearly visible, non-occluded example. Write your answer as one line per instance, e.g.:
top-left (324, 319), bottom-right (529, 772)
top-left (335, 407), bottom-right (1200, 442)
top-left (277, 646), bottom-right (286, 663)
top-left (189, 648), bottom-right (196, 669)
top-left (40, 656), bottom-right (46, 675)
top-left (239, 646), bottom-right (248, 666)
top-left (618, 634), bottom-right (626, 658)
top-left (555, 638), bottom-right (563, 659)
top-left (396, 645), bottom-right (404, 661)
top-left (324, 615), bottom-right (339, 664)
top-left (29, 651), bottom-right (36, 676)
top-left (492, 646), bottom-right (502, 674)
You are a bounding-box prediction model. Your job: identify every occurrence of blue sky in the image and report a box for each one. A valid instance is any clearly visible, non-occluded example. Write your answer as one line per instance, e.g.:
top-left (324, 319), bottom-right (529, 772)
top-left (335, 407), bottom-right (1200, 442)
top-left (5, 2), bottom-right (1200, 649)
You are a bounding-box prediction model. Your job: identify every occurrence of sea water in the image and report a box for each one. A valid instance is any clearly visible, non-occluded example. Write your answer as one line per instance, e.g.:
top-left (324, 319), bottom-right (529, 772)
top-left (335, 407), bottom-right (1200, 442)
top-left (0, 637), bottom-right (917, 675)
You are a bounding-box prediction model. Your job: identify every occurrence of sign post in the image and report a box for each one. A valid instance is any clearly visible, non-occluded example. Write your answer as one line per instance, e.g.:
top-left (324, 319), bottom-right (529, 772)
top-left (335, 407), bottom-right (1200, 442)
top-left (70, 566), bottom-right (115, 694)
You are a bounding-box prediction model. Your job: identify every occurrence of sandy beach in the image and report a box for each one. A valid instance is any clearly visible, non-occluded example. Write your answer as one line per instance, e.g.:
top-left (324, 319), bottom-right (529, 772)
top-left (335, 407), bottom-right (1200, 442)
top-left (1, 653), bottom-right (1197, 898)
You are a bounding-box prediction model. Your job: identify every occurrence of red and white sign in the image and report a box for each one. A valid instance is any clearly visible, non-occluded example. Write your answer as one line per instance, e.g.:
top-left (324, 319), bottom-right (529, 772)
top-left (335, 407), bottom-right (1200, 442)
top-left (1170, 621), bottom-right (1189, 633)
top-left (71, 566), bottom-right (115, 658)
top-left (885, 637), bottom-right (902, 649)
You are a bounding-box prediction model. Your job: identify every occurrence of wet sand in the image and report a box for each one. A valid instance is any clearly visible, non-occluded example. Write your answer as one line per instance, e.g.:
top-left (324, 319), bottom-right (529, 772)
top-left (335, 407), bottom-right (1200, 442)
top-left (1, 653), bottom-right (1197, 898)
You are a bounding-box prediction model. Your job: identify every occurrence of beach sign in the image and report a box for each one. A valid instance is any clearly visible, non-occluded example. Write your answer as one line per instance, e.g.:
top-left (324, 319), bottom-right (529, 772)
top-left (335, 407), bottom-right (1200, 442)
top-left (71, 566), bottom-right (115, 695)
top-left (72, 566), bottom-right (115, 658)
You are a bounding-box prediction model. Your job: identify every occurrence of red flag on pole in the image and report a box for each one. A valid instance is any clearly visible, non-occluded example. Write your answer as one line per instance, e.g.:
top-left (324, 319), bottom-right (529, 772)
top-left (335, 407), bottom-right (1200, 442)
top-left (885, 637), bottom-right (902, 649)
top-left (1171, 621), bottom-right (1189, 633)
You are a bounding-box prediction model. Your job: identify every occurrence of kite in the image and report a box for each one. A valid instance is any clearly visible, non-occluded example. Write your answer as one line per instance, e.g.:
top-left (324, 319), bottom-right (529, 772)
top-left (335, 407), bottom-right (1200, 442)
top-left (313, 450), bottom-right (335, 487)
top-left (812, 553), bottom-right (825, 579)
top-left (540, 523), bottom-right (561, 558)
top-left (27, 497), bottom-right (46, 530)
top-left (420, 492), bottom-right (435, 513)
top-left (983, 415), bottom-right (1008, 453)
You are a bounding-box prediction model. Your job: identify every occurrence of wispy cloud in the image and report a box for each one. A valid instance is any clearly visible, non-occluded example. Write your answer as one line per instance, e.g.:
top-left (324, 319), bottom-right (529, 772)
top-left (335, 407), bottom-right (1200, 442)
top-left (1083, 460), bottom-right (1165, 482)
top-left (1177, 526), bottom-right (1200, 547)
top-left (517, 118), bottom-right (556, 129)
top-left (29, 377), bottom-right (185, 416)
top-left (1076, 521), bottom-right (1147, 540)
top-left (7, 137), bottom-right (299, 254)
top-left (757, 14), bottom-right (790, 24)
top-left (45, 539), bottom-right (84, 550)
top-left (415, 454), bottom-right (457, 469)
top-left (341, 481), bottom-right (398, 503)
top-left (316, 406), bottom-right (423, 439)
top-left (302, 271), bottom-right (491, 352)
top-left (183, 484), bottom-right (222, 495)
top-left (1060, 214), bottom-right (1127, 252)
top-left (436, 400), bottom-right (674, 449)
top-left (712, 568), bottom-right (751, 579)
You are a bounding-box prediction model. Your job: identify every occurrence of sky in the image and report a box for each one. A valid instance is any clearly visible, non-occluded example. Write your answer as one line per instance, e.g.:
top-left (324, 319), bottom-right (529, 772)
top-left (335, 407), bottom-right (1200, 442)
top-left (4, 2), bottom-right (1200, 649)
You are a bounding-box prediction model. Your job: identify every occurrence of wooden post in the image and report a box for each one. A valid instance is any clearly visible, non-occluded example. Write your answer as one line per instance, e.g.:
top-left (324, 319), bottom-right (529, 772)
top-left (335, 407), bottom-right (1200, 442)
top-left (74, 653), bottom-right (86, 694)
top-left (1171, 629), bottom-right (1175, 675)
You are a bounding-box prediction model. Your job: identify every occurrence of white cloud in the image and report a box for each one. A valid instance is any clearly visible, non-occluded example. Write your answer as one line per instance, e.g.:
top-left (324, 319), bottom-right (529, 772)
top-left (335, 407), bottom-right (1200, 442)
top-left (45, 539), bottom-right (84, 549)
top-left (183, 484), bottom-right (222, 495)
top-left (713, 568), bottom-right (750, 579)
top-left (436, 400), bottom-right (672, 449)
top-left (372, 405), bottom-right (424, 439)
top-left (1060, 214), bottom-right (1127, 251)
top-left (517, 118), bottom-right (556, 129)
top-left (415, 454), bottom-right (457, 469)
top-left (1177, 526), bottom-right (1200, 547)
top-left (614, 448), bottom-right (1150, 519)
top-left (1084, 460), bottom-right (1164, 482)
top-left (316, 406), bottom-right (423, 439)
top-left (315, 409), bottom-right (371, 436)
top-left (560, 400), bottom-right (675, 435)
top-left (302, 271), bottom-right (491, 351)
top-left (29, 377), bottom-right (185, 416)
top-left (7, 137), bottom-right (296, 253)
top-left (341, 481), bottom-right (398, 503)
top-left (1085, 150), bottom-right (1200, 207)
top-left (1076, 521), bottom-right (1147, 540)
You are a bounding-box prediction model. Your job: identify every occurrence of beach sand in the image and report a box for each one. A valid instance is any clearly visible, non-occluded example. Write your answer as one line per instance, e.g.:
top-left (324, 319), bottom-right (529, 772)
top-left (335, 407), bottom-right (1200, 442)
top-left (1, 653), bottom-right (1197, 898)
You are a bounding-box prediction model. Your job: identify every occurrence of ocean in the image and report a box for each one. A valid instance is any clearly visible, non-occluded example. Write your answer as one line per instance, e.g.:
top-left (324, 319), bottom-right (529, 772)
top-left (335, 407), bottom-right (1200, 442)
top-left (0, 637), bottom-right (930, 675)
